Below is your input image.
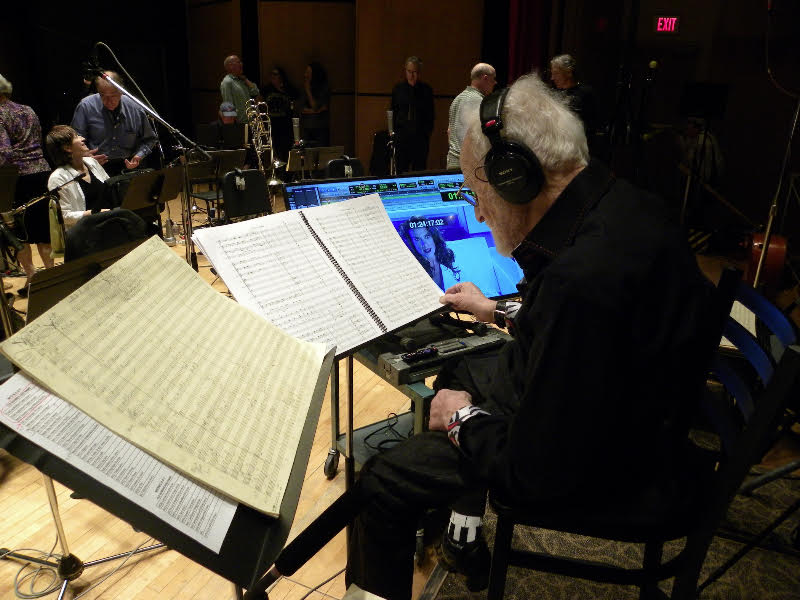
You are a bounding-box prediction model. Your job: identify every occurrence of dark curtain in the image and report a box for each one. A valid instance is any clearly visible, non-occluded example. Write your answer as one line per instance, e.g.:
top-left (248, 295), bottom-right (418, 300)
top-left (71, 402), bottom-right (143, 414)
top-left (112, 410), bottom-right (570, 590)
top-left (508, 0), bottom-right (552, 83)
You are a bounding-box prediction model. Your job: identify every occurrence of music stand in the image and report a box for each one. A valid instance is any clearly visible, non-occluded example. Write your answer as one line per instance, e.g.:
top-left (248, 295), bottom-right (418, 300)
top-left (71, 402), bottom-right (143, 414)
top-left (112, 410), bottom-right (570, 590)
top-left (287, 146), bottom-right (345, 179)
top-left (2, 248), bottom-right (336, 594)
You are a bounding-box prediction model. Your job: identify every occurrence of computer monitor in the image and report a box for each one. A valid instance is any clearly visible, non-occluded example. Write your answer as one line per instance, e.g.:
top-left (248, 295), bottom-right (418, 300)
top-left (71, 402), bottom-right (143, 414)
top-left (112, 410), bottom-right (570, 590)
top-left (283, 171), bottom-right (524, 299)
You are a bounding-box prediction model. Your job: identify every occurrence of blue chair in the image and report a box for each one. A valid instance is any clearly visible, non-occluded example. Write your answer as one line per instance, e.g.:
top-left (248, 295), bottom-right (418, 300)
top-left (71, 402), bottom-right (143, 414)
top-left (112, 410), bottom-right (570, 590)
top-left (485, 271), bottom-right (800, 599)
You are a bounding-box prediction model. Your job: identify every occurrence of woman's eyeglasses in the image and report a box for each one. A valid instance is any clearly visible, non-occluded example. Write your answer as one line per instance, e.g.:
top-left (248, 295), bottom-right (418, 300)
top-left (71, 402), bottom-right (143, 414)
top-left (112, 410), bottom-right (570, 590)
top-left (456, 181), bottom-right (478, 207)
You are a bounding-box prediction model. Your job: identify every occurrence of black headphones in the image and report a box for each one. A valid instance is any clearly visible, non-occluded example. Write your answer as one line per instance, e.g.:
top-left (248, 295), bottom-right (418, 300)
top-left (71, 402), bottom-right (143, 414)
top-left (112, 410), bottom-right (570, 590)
top-left (479, 88), bottom-right (544, 204)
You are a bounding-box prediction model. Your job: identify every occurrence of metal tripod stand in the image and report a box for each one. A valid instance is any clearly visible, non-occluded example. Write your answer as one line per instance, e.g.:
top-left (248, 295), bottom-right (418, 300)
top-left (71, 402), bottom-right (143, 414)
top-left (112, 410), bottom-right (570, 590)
top-left (0, 476), bottom-right (164, 599)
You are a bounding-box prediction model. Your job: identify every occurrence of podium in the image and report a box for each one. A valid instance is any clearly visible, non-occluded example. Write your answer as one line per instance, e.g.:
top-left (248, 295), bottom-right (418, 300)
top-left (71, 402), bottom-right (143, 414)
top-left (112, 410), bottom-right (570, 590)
top-left (0, 243), bottom-right (335, 591)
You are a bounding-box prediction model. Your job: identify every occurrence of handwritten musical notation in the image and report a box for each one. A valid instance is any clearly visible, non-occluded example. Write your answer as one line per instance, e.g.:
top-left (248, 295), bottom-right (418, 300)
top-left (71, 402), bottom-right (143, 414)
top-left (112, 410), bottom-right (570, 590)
top-left (0, 237), bottom-right (327, 517)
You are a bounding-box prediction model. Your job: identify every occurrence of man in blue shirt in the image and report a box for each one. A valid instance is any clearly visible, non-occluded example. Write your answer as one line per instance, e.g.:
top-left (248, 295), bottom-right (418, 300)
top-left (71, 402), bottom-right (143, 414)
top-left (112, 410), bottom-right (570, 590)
top-left (71, 71), bottom-right (157, 176)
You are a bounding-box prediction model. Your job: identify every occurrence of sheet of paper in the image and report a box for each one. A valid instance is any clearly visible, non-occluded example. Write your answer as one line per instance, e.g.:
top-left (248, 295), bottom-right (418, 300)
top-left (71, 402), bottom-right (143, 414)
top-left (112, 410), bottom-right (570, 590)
top-left (193, 210), bottom-right (383, 354)
top-left (1, 237), bottom-right (326, 517)
top-left (304, 194), bottom-right (444, 332)
top-left (720, 300), bottom-right (757, 349)
top-left (0, 373), bottom-right (236, 553)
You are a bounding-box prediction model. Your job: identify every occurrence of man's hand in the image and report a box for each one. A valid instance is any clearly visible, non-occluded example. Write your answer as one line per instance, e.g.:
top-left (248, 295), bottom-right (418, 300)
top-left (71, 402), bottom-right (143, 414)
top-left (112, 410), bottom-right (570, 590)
top-left (124, 155), bottom-right (142, 170)
top-left (440, 282), bottom-right (496, 323)
top-left (89, 149), bottom-right (108, 165)
top-left (429, 389), bottom-right (472, 432)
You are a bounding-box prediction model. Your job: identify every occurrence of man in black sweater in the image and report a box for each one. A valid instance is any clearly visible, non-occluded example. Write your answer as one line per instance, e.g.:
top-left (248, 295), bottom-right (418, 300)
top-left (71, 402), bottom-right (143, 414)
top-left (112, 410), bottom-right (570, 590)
top-left (346, 73), bottom-right (715, 600)
top-left (391, 56), bottom-right (434, 173)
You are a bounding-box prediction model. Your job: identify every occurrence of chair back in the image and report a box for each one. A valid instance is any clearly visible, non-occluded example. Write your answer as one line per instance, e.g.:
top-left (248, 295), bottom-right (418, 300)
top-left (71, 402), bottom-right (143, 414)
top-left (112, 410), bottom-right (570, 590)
top-left (325, 157), bottom-right (364, 179)
top-left (222, 169), bottom-right (270, 220)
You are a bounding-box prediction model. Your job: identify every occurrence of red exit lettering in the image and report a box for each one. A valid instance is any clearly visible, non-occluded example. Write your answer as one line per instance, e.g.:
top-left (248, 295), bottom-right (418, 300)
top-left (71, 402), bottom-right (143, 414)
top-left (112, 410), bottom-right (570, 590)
top-left (656, 16), bottom-right (678, 32)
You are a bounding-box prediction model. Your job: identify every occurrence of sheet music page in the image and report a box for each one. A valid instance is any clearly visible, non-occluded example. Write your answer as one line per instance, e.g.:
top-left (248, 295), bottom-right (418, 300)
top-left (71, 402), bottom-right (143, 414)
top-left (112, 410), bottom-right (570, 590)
top-left (0, 373), bottom-right (236, 553)
top-left (720, 300), bottom-right (757, 349)
top-left (304, 195), bottom-right (444, 331)
top-left (193, 211), bottom-right (382, 354)
top-left (0, 237), bottom-right (326, 516)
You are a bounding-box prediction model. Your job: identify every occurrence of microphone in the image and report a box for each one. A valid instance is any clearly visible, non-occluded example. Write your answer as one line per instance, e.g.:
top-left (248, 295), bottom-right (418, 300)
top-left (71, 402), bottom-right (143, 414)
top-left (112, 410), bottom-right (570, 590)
top-left (292, 117), bottom-right (301, 146)
top-left (646, 60), bottom-right (658, 84)
top-left (387, 110), bottom-right (394, 135)
top-left (82, 43), bottom-right (104, 80)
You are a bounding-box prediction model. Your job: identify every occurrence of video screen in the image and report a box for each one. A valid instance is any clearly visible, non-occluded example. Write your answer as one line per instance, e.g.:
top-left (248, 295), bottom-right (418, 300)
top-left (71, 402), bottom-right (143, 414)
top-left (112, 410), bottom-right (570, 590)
top-left (283, 172), bottom-right (524, 299)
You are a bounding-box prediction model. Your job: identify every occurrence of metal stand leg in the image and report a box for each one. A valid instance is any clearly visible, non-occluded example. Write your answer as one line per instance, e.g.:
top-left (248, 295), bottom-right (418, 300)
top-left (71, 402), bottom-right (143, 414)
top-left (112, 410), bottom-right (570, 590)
top-left (699, 497), bottom-right (800, 593)
top-left (324, 359), bottom-right (340, 479)
top-left (0, 474), bottom-right (166, 597)
top-left (345, 355), bottom-right (355, 547)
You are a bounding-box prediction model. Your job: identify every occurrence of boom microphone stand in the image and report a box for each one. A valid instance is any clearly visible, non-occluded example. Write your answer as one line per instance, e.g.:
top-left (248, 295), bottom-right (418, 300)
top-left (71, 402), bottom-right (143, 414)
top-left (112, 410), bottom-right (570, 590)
top-left (86, 67), bottom-right (210, 271)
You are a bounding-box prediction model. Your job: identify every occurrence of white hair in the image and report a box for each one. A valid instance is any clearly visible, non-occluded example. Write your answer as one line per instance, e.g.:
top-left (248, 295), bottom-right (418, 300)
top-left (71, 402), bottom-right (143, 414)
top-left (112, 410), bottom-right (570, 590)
top-left (0, 74), bottom-right (12, 97)
top-left (464, 73), bottom-right (588, 175)
top-left (550, 54), bottom-right (576, 73)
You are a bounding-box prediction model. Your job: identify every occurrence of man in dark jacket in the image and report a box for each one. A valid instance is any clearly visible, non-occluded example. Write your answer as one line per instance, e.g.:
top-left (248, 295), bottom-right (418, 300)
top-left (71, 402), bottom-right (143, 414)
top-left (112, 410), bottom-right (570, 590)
top-left (346, 73), bottom-right (715, 600)
top-left (391, 56), bottom-right (434, 173)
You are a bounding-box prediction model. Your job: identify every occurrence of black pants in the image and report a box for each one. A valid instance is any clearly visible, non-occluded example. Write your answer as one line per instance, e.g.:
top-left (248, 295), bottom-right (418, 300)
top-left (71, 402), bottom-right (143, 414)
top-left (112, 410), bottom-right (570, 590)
top-left (346, 348), bottom-right (511, 600)
top-left (395, 131), bottom-right (430, 174)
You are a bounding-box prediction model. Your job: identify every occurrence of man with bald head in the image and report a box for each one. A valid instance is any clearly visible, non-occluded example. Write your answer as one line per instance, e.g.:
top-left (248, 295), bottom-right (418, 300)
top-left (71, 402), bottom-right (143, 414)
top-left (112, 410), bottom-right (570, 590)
top-left (220, 54), bottom-right (259, 123)
top-left (71, 71), bottom-right (156, 176)
top-left (446, 62), bottom-right (496, 169)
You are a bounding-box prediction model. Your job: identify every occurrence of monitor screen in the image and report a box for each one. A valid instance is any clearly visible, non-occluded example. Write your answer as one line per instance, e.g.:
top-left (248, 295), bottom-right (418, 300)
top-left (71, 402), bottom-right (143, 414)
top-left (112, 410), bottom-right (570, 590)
top-left (283, 172), bottom-right (524, 299)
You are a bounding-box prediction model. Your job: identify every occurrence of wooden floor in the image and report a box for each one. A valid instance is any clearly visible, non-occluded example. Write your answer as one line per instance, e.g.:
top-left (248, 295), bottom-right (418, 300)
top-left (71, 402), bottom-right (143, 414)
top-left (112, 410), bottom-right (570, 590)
top-left (0, 196), bottom-right (437, 600)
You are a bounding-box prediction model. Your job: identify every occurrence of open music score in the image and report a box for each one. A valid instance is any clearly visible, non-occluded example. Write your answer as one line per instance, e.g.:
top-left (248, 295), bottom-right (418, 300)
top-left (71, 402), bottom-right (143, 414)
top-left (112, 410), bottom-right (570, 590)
top-left (1, 237), bottom-right (329, 517)
top-left (193, 194), bottom-right (445, 356)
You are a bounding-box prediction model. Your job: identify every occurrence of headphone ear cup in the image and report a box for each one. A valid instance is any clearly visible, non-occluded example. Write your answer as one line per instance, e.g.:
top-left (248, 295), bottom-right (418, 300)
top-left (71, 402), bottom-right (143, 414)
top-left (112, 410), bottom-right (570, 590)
top-left (484, 141), bottom-right (544, 205)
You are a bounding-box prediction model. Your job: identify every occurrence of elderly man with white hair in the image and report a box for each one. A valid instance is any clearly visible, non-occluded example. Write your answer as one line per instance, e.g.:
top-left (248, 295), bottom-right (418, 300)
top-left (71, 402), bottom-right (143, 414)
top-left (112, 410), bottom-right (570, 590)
top-left (446, 62), bottom-right (496, 169)
top-left (344, 73), bottom-right (716, 600)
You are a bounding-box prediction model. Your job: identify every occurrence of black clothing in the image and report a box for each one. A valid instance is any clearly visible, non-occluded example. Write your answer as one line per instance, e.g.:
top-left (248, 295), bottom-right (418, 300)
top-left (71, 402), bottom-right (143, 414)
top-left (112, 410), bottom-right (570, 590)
top-left (564, 82), bottom-right (599, 148)
top-left (12, 170), bottom-right (50, 244)
top-left (391, 81), bottom-right (434, 173)
top-left (77, 169), bottom-right (106, 214)
top-left (346, 159), bottom-right (715, 600)
top-left (262, 84), bottom-right (296, 161)
top-left (298, 84), bottom-right (330, 147)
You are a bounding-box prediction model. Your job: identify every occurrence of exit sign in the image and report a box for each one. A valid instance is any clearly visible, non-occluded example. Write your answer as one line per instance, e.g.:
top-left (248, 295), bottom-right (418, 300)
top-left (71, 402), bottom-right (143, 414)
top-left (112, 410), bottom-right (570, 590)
top-left (654, 16), bottom-right (679, 33)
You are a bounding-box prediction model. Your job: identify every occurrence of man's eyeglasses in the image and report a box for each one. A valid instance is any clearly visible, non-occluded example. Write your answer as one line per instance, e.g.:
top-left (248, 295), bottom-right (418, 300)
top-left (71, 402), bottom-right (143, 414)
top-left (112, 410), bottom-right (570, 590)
top-left (456, 181), bottom-right (478, 207)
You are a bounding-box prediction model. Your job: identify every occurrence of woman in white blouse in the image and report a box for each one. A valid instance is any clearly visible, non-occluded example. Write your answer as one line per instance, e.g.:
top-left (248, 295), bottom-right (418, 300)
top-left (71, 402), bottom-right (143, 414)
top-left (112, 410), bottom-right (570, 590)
top-left (45, 125), bottom-right (110, 229)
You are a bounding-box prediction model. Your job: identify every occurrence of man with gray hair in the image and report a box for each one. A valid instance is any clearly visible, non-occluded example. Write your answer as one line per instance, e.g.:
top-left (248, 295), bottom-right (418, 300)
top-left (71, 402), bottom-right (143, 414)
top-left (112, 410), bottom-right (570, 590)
top-left (446, 63), bottom-right (496, 169)
top-left (71, 71), bottom-right (157, 176)
top-left (549, 53), bottom-right (599, 146)
top-left (391, 56), bottom-right (434, 173)
top-left (346, 73), bottom-right (714, 599)
top-left (220, 54), bottom-right (259, 123)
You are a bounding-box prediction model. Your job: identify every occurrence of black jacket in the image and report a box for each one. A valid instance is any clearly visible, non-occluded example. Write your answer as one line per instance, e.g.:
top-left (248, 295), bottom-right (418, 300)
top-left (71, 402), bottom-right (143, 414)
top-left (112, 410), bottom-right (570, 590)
top-left (459, 160), bottom-right (715, 504)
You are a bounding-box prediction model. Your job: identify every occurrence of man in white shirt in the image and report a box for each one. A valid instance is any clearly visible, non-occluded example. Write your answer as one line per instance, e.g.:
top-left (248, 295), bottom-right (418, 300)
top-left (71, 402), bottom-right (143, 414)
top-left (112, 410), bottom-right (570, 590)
top-left (446, 63), bottom-right (496, 169)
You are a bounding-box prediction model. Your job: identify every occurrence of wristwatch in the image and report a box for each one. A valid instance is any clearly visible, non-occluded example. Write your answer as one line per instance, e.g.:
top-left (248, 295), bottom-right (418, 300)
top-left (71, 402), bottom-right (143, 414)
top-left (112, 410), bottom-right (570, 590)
top-left (493, 300), bottom-right (509, 328)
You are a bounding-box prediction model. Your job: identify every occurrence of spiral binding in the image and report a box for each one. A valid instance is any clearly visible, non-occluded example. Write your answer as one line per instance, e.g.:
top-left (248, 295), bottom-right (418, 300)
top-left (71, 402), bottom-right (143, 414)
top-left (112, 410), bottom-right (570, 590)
top-left (300, 212), bottom-right (387, 333)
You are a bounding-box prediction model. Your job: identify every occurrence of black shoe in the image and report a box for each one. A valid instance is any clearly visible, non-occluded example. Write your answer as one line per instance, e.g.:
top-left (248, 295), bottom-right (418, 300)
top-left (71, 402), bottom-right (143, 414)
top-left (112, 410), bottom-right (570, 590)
top-left (16, 286), bottom-right (28, 298)
top-left (435, 533), bottom-right (491, 592)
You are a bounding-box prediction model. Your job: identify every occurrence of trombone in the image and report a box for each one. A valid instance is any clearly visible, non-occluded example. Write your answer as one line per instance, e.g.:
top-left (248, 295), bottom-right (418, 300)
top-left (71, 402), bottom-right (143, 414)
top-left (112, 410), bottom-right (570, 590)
top-left (245, 99), bottom-right (284, 211)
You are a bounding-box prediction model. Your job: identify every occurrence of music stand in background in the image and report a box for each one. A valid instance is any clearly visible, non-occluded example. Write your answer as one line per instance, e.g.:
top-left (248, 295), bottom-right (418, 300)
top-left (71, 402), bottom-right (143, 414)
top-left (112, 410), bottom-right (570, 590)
top-left (120, 166), bottom-right (183, 237)
top-left (287, 146), bottom-right (345, 180)
top-left (2, 245), bottom-right (336, 596)
top-left (678, 82), bottom-right (729, 224)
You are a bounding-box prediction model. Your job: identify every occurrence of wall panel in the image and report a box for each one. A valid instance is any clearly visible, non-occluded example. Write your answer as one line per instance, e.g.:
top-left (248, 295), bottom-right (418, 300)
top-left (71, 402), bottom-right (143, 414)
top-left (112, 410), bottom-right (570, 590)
top-left (355, 0), bottom-right (484, 171)
top-left (188, 0), bottom-right (242, 124)
top-left (259, 1), bottom-right (356, 154)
